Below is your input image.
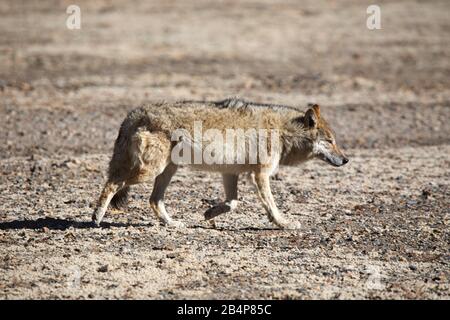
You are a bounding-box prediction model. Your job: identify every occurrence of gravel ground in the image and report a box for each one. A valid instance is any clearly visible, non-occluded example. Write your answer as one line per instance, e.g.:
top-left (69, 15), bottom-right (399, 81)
top-left (0, 0), bottom-right (449, 299)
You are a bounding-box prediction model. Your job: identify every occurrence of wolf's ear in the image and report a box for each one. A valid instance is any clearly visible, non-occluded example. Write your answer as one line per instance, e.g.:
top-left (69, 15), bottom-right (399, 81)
top-left (309, 104), bottom-right (320, 118)
top-left (304, 107), bottom-right (318, 128)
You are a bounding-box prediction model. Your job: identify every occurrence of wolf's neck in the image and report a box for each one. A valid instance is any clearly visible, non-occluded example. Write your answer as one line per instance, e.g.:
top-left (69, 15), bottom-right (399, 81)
top-left (279, 120), bottom-right (310, 165)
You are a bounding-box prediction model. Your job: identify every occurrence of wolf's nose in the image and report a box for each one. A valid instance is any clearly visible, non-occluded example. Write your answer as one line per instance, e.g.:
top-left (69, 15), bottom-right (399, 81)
top-left (342, 157), bottom-right (349, 165)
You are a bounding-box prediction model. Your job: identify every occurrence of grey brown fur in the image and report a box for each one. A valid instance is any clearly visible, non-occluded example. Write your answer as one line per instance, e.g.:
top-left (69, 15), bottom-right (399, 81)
top-left (184, 97), bottom-right (301, 112)
top-left (92, 99), bottom-right (348, 229)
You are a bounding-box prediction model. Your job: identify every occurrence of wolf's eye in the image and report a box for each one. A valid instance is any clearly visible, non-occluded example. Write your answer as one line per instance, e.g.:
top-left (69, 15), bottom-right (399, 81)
top-left (326, 139), bottom-right (333, 144)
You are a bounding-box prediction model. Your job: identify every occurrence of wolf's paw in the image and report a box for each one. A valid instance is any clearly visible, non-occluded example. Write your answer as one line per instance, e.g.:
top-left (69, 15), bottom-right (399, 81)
top-left (91, 220), bottom-right (101, 228)
top-left (276, 220), bottom-right (301, 230)
top-left (91, 211), bottom-right (102, 227)
top-left (166, 220), bottom-right (185, 228)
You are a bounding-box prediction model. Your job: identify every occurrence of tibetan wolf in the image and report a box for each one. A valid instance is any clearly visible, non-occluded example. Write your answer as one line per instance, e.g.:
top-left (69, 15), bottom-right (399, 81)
top-left (92, 98), bottom-right (348, 229)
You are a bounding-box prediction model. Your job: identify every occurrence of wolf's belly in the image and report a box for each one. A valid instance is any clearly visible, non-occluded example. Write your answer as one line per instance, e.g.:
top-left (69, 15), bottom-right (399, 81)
top-left (187, 163), bottom-right (260, 174)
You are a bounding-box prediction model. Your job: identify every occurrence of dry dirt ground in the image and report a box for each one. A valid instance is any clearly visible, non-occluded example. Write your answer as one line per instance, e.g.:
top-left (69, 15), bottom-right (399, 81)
top-left (0, 0), bottom-right (449, 299)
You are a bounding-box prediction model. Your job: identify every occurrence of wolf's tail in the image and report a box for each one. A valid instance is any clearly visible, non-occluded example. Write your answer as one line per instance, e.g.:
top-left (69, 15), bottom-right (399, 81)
top-left (110, 186), bottom-right (130, 209)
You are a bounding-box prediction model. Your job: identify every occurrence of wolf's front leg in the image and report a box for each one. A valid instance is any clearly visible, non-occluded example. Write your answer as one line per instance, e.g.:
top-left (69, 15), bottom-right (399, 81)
top-left (253, 172), bottom-right (301, 230)
top-left (204, 174), bottom-right (239, 221)
top-left (149, 163), bottom-right (184, 227)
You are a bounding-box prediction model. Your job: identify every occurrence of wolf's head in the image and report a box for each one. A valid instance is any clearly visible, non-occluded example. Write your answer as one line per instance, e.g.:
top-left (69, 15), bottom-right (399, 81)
top-left (285, 104), bottom-right (348, 167)
top-left (302, 104), bottom-right (348, 167)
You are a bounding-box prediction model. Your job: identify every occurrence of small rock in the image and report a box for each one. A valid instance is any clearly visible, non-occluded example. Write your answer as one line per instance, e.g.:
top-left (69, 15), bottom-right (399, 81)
top-left (272, 173), bottom-right (283, 181)
top-left (421, 189), bottom-right (431, 199)
top-left (97, 265), bottom-right (109, 273)
top-left (166, 252), bottom-right (178, 259)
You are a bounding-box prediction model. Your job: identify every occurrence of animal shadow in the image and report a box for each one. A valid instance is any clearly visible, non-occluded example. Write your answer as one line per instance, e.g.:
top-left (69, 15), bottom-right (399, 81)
top-left (0, 217), bottom-right (149, 231)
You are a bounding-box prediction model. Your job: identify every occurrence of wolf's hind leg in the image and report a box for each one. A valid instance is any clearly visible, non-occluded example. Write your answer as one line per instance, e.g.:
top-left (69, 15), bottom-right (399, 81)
top-left (92, 130), bottom-right (171, 226)
top-left (253, 172), bottom-right (300, 229)
top-left (92, 180), bottom-right (126, 226)
top-left (149, 163), bottom-right (183, 227)
top-left (204, 174), bottom-right (239, 220)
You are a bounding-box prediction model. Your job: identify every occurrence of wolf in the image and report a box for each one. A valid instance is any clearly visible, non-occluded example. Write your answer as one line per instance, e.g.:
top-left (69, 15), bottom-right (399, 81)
top-left (91, 100), bottom-right (348, 229)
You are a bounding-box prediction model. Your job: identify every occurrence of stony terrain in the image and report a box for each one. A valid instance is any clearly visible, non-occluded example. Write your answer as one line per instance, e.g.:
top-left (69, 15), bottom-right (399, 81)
top-left (0, 0), bottom-right (449, 299)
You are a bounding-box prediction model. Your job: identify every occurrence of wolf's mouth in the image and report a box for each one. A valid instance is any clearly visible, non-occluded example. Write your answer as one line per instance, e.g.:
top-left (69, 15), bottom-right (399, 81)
top-left (327, 159), bottom-right (342, 167)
